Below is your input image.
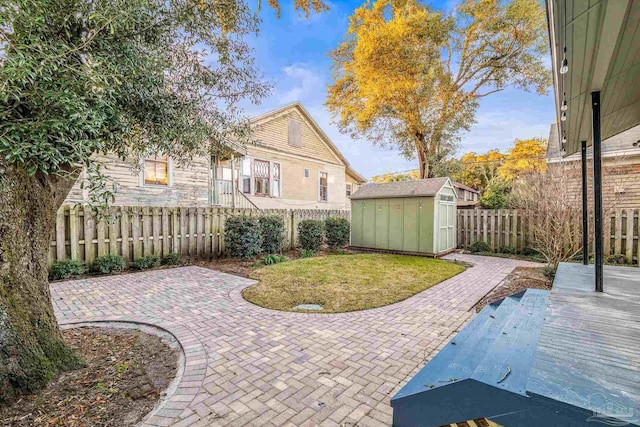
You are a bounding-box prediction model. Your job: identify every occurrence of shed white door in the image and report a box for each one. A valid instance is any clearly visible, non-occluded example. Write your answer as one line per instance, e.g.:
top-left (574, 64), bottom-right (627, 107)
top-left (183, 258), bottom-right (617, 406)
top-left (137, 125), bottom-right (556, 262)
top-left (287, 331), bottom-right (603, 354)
top-left (438, 196), bottom-right (456, 252)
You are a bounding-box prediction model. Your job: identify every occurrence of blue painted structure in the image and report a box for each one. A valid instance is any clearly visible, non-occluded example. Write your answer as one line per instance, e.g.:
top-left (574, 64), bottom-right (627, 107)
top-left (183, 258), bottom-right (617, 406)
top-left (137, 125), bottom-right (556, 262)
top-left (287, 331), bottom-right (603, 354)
top-left (391, 265), bottom-right (640, 426)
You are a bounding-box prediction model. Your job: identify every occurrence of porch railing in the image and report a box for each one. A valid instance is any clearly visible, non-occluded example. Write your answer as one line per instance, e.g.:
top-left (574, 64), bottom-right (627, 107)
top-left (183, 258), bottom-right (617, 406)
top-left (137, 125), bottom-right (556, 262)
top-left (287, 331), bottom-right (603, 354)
top-left (212, 179), bottom-right (258, 210)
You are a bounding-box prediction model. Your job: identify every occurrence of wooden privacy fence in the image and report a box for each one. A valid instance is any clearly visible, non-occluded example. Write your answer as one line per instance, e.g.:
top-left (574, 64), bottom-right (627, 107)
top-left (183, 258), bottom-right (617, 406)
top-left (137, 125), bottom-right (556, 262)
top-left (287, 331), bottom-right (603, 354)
top-left (49, 205), bottom-right (349, 266)
top-left (457, 208), bottom-right (640, 265)
top-left (457, 209), bottom-right (530, 252)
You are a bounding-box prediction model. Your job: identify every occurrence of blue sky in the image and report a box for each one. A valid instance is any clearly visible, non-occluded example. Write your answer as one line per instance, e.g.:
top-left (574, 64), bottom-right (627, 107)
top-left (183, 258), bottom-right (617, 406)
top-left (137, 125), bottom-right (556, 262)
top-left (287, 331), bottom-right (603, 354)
top-left (240, 0), bottom-right (555, 180)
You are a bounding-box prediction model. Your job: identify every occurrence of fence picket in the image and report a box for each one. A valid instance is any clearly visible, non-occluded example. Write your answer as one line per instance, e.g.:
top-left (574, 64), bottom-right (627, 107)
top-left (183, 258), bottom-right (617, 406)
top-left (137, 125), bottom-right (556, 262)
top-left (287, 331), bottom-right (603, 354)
top-left (55, 207), bottom-right (66, 261)
top-left (121, 209), bottom-right (130, 261)
top-left (69, 205), bottom-right (79, 261)
top-left (626, 209), bottom-right (634, 262)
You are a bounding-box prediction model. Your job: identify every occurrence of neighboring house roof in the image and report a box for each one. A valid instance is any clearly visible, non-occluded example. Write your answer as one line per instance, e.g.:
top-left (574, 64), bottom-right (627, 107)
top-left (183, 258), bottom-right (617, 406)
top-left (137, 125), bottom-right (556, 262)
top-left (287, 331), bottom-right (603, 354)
top-left (250, 102), bottom-right (366, 183)
top-left (457, 200), bottom-right (480, 207)
top-left (453, 181), bottom-right (479, 194)
top-left (350, 177), bottom-right (453, 200)
top-left (546, 122), bottom-right (640, 163)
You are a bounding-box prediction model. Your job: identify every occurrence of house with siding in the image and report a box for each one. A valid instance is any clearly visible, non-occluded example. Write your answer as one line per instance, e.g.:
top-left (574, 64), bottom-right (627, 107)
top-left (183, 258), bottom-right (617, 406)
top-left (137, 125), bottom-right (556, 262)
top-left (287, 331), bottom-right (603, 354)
top-left (546, 122), bottom-right (640, 208)
top-left (65, 102), bottom-right (366, 210)
top-left (453, 182), bottom-right (480, 209)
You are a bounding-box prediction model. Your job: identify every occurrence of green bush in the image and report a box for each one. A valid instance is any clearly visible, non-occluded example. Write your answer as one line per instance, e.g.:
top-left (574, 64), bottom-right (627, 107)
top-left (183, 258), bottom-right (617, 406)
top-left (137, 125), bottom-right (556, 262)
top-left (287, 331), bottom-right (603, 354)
top-left (520, 247), bottom-right (540, 256)
top-left (498, 245), bottom-right (517, 255)
top-left (606, 254), bottom-right (628, 265)
top-left (92, 254), bottom-right (126, 274)
top-left (259, 215), bottom-right (286, 254)
top-left (225, 216), bottom-right (263, 259)
top-left (131, 255), bottom-right (161, 270)
top-left (161, 252), bottom-right (182, 266)
top-left (297, 220), bottom-right (324, 251)
top-left (480, 179), bottom-right (510, 209)
top-left (264, 254), bottom-right (286, 265)
top-left (300, 249), bottom-right (316, 258)
top-left (325, 217), bottom-right (350, 249)
top-left (49, 259), bottom-right (85, 281)
top-left (469, 241), bottom-right (491, 253)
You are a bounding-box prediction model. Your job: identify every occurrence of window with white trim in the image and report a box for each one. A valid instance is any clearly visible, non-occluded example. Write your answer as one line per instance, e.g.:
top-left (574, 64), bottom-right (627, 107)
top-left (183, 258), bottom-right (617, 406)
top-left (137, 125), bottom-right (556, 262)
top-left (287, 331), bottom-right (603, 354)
top-left (319, 172), bottom-right (328, 201)
top-left (272, 162), bottom-right (281, 198)
top-left (144, 155), bottom-right (169, 186)
top-left (254, 159), bottom-right (270, 196)
top-left (241, 157), bottom-right (251, 193)
top-left (346, 183), bottom-right (352, 197)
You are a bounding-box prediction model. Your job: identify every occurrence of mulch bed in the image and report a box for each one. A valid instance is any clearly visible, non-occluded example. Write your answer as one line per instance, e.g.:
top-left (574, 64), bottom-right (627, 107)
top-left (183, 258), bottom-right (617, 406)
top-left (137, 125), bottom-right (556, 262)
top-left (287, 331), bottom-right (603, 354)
top-left (0, 327), bottom-right (178, 427)
top-left (194, 248), bottom-right (351, 278)
top-left (474, 266), bottom-right (552, 312)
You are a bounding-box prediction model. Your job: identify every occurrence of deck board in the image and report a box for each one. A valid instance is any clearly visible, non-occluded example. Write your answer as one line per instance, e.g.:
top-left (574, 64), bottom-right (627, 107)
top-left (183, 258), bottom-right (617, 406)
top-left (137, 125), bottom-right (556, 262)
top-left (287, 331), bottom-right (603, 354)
top-left (528, 263), bottom-right (640, 422)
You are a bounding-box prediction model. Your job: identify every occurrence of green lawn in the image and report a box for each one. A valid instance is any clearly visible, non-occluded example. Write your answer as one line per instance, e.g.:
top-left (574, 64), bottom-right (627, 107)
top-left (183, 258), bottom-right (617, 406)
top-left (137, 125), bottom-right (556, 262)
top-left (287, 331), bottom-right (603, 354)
top-left (243, 253), bottom-right (465, 313)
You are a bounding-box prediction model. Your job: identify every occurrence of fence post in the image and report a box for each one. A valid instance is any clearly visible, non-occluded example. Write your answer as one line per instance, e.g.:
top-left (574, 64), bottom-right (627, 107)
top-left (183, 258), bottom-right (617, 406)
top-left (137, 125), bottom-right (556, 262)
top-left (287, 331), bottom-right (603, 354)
top-left (69, 205), bottom-right (79, 261)
top-left (121, 208), bottom-right (130, 262)
top-left (55, 206), bottom-right (66, 262)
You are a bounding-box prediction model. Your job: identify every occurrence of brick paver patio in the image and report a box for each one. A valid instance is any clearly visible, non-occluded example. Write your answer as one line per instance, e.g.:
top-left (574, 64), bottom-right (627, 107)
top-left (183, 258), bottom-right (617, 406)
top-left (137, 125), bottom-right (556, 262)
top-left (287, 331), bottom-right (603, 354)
top-left (51, 254), bottom-right (538, 427)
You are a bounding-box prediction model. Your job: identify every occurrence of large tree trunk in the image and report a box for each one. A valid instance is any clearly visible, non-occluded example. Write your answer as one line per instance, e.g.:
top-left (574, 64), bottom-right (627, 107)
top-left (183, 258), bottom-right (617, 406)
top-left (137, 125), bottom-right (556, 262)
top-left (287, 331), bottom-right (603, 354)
top-left (417, 148), bottom-right (430, 179)
top-left (415, 131), bottom-right (430, 179)
top-left (0, 164), bottom-right (82, 403)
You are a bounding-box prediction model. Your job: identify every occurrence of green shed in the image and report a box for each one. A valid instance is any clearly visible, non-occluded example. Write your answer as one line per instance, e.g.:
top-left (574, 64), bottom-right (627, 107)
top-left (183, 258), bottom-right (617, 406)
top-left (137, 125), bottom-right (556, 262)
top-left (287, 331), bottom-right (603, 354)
top-left (350, 177), bottom-right (458, 256)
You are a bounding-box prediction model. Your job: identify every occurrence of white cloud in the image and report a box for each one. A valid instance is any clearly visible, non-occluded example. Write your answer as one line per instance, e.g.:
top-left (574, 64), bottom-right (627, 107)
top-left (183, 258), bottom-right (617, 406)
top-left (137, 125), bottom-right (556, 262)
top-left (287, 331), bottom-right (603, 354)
top-left (276, 64), bottom-right (322, 104)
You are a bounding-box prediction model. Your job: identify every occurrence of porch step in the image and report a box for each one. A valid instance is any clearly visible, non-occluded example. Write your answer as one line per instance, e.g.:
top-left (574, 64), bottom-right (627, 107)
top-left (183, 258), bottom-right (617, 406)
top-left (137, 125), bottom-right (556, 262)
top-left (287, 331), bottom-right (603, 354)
top-left (391, 289), bottom-right (550, 426)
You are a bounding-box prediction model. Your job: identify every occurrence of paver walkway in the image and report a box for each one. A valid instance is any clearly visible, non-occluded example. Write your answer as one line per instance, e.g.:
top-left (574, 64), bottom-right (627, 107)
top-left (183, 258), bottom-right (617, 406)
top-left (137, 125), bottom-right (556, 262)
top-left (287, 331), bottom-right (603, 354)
top-left (51, 254), bottom-right (538, 427)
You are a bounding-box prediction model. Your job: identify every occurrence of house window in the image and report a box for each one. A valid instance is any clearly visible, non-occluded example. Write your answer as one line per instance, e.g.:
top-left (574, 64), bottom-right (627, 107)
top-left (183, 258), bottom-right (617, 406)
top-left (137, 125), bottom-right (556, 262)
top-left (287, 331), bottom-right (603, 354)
top-left (241, 157), bottom-right (251, 193)
top-left (222, 167), bottom-right (233, 181)
top-left (319, 172), bottom-right (328, 201)
top-left (254, 159), bottom-right (270, 196)
top-left (304, 168), bottom-right (309, 178)
top-left (346, 183), bottom-right (352, 197)
top-left (144, 155), bottom-right (169, 186)
top-left (272, 163), bottom-right (281, 198)
top-left (288, 119), bottom-right (302, 147)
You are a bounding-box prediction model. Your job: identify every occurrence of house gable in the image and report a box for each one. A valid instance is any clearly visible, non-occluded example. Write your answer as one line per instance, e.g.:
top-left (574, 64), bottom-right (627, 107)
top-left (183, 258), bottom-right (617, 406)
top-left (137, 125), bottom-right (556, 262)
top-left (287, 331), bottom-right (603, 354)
top-left (251, 103), bottom-right (345, 166)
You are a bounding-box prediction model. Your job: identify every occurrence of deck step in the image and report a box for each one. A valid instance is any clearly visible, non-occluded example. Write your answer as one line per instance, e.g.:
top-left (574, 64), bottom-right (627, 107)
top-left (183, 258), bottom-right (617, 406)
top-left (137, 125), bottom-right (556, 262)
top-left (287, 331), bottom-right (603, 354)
top-left (393, 292), bottom-right (526, 400)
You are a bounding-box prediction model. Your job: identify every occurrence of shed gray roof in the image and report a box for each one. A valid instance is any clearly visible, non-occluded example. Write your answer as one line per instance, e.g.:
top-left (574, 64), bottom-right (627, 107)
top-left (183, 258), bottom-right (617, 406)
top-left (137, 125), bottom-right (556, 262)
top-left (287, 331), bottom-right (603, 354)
top-left (350, 177), bottom-right (450, 200)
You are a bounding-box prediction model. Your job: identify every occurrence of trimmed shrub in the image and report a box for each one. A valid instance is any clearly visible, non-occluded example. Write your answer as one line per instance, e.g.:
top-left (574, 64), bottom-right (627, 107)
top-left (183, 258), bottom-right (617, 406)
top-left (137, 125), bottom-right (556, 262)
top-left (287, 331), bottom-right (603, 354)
top-left (92, 254), bottom-right (126, 274)
top-left (606, 254), bottom-right (628, 265)
top-left (300, 249), bottom-right (316, 258)
top-left (297, 220), bottom-right (324, 251)
top-left (161, 252), bottom-right (182, 266)
top-left (264, 254), bottom-right (286, 265)
top-left (225, 216), bottom-right (263, 259)
top-left (498, 245), bottom-right (517, 255)
top-left (259, 215), bottom-right (286, 254)
top-left (469, 241), bottom-right (491, 253)
top-left (131, 255), bottom-right (161, 270)
top-left (49, 259), bottom-right (85, 281)
top-left (325, 217), bottom-right (350, 249)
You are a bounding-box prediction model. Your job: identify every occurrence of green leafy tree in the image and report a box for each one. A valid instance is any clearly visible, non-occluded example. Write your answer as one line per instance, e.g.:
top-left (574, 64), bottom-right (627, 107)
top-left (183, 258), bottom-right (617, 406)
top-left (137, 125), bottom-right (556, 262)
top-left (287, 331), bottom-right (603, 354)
top-left (480, 178), bottom-right (510, 209)
top-left (327, 0), bottom-right (550, 178)
top-left (0, 0), bottom-right (326, 401)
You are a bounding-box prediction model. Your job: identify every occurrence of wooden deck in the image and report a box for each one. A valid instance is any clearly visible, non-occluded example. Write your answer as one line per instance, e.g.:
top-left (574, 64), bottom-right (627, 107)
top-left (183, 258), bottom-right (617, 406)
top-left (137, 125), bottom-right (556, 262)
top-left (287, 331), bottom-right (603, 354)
top-left (528, 262), bottom-right (640, 424)
top-left (391, 262), bottom-right (640, 426)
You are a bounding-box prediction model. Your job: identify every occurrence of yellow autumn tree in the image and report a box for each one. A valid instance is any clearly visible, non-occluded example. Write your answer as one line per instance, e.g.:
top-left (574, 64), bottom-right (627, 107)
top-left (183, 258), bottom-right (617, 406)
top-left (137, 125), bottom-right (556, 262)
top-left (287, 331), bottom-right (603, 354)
top-left (371, 170), bottom-right (420, 183)
top-left (326, 0), bottom-right (550, 178)
top-left (498, 137), bottom-right (547, 181)
top-left (456, 150), bottom-right (506, 191)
